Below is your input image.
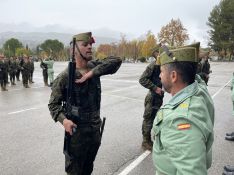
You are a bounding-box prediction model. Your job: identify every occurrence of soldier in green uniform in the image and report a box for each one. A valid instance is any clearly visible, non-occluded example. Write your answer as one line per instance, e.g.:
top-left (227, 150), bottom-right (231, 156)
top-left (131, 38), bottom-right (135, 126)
top-left (9, 57), bottom-right (17, 85)
top-left (0, 54), bottom-right (8, 91)
top-left (21, 56), bottom-right (31, 88)
top-left (44, 57), bottom-right (54, 86)
top-left (223, 72), bottom-right (234, 175)
top-left (28, 56), bottom-right (35, 83)
top-left (139, 47), bottom-right (164, 150)
top-left (48, 32), bottom-right (122, 175)
top-left (152, 42), bottom-right (214, 175)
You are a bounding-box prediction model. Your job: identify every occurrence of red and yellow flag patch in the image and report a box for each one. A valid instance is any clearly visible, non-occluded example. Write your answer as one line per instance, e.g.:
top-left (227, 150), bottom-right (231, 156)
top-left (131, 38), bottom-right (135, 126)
top-left (177, 123), bottom-right (191, 130)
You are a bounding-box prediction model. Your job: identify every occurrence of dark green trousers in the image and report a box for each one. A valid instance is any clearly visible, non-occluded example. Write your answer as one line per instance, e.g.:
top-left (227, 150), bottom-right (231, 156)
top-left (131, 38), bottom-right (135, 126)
top-left (65, 127), bottom-right (101, 175)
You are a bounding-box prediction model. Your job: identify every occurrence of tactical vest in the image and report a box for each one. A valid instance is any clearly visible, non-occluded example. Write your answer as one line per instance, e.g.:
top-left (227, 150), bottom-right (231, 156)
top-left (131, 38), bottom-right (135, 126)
top-left (70, 72), bottom-right (101, 126)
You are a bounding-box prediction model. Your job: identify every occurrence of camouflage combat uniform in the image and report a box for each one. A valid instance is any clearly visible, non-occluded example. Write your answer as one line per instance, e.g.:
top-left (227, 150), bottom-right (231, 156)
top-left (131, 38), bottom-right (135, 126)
top-left (0, 59), bottom-right (8, 91)
top-left (40, 60), bottom-right (48, 86)
top-left (9, 58), bottom-right (17, 85)
top-left (48, 56), bottom-right (122, 175)
top-left (29, 59), bottom-right (34, 83)
top-left (21, 61), bottom-right (31, 88)
top-left (139, 61), bottom-right (164, 149)
top-left (15, 58), bottom-right (21, 81)
top-left (197, 58), bottom-right (211, 85)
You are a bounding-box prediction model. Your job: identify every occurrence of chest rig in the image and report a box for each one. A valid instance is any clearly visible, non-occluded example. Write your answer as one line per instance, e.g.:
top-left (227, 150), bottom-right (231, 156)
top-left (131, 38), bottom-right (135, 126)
top-left (69, 71), bottom-right (101, 125)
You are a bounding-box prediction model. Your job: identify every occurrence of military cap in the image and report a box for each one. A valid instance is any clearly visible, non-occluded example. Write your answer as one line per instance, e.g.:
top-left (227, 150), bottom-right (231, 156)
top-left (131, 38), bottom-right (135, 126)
top-left (73, 32), bottom-right (95, 44)
top-left (159, 42), bottom-right (200, 66)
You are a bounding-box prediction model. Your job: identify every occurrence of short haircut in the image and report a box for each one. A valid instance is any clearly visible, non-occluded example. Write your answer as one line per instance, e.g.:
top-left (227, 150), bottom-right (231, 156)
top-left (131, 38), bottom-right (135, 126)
top-left (166, 62), bottom-right (198, 85)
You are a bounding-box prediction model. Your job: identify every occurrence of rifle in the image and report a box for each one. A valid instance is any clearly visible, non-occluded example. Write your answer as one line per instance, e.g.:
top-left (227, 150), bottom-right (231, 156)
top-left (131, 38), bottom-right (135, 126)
top-left (63, 37), bottom-right (76, 159)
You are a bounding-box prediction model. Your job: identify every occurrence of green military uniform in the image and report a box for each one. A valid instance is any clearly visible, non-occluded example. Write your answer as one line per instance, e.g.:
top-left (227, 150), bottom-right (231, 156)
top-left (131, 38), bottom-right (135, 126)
top-left (0, 57), bottom-right (8, 91)
top-left (48, 32), bottom-right (122, 175)
top-left (28, 58), bottom-right (35, 83)
top-left (40, 60), bottom-right (48, 86)
top-left (9, 58), bottom-right (17, 85)
top-left (15, 58), bottom-right (21, 81)
top-left (44, 59), bottom-right (54, 86)
top-left (139, 59), bottom-right (164, 150)
top-left (21, 58), bottom-right (31, 88)
top-left (197, 53), bottom-right (211, 85)
top-left (152, 43), bottom-right (214, 175)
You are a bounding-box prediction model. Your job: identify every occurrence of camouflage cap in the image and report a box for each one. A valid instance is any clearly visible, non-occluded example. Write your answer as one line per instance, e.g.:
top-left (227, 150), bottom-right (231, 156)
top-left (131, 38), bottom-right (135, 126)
top-left (73, 32), bottom-right (95, 44)
top-left (159, 42), bottom-right (200, 66)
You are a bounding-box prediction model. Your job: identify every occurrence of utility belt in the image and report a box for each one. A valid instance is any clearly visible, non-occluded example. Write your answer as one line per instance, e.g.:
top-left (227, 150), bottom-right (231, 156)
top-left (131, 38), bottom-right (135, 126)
top-left (70, 105), bottom-right (100, 125)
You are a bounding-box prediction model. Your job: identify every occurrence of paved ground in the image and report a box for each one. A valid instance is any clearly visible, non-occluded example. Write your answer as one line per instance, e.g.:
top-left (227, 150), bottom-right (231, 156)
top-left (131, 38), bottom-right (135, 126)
top-left (0, 61), bottom-right (233, 175)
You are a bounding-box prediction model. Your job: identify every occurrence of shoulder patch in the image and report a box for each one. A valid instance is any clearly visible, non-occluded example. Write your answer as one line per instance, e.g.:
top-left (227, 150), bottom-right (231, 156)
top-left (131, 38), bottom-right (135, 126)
top-left (179, 103), bottom-right (189, 108)
top-left (177, 123), bottom-right (191, 130)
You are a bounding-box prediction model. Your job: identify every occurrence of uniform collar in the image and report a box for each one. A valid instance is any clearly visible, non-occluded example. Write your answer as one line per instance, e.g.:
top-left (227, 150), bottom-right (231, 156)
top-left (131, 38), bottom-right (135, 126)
top-left (163, 79), bottom-right (198, 108)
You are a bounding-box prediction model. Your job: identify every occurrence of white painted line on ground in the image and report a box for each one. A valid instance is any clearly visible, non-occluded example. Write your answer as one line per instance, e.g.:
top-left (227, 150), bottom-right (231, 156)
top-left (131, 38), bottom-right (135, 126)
top-left (117, 78), bottom-right (232, 175)
top-left (103, 93), bottom-right (142, 102)
top-left (7, 86), bottom-right (46, 91)
top-left (8, 108), bottom-right (37, 115)
top-left (106, 85), bottom-right (139, 93)
top-left (118, 150), bottom-right (151, 175)
top-left (211, 79), bottom-right (232, 99)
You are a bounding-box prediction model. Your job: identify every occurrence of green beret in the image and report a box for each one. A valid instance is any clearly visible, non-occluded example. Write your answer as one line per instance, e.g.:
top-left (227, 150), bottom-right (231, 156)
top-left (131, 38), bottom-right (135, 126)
top-left (73, 32), bottom-right (95, 44)
top-left (159, 42), bottom-right (200, 66)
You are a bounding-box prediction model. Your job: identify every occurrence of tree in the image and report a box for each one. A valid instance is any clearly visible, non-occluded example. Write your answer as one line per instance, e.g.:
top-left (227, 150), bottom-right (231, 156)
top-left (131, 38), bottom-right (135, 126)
top-left (15, 48), bottom-right (30, 57)
top-left (39, 39), bottom-right (64, 59)
top-left (3, 38), bottom-right (23, 57)
top-left (207, 0), bottom-right (234, 59)
top-left (158, 18), bottom-right (189, 47)
top-left (141, 31), bottom-right (157, 57)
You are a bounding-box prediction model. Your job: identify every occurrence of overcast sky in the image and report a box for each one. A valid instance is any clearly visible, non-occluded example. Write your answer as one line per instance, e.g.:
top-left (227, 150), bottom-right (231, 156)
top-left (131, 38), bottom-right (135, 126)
top-left (0, 0), bottom-right (221, 46)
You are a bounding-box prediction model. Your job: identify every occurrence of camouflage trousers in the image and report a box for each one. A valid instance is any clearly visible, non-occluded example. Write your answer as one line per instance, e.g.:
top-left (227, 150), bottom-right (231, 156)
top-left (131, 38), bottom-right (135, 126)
top-left (65, 127), bottom-right (101, 175)
top-left (142, 92), bottom-right (163, 142)
top-left (22, 72), bottom-right (30, 86)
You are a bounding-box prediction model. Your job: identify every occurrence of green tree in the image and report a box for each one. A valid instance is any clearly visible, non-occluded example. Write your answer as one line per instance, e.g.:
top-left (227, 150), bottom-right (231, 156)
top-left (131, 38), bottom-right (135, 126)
top-left (15, 48), bottom-right (30, 57)
top-left (207, 0), bottom-right (234, 59)
top-left (158, 18), bottom-right (189, 47)
top-left (3, 38), bottom-right (23, 57)
top-left (39, 39), bottom-right (64, 60)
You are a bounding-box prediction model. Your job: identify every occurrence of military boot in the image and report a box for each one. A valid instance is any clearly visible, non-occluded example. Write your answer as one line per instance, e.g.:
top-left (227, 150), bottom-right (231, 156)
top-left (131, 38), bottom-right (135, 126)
top-left (223, 170), bottom-right (234, 175)
top-left (224, 165), bottom-right (234, 172)
top-left (226, 132), bottom-right (234, 136)
top-left (25, 84), bottom-right (30, 88)
top-left (225, 135), bottom-right (234, 141)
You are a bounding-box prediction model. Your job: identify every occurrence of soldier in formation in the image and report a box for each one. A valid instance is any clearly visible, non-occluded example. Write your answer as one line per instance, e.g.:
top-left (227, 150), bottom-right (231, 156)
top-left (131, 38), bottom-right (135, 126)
top-left (48, 32), bottom-right (122, 175)
top-left (28, 56), bottom-right (35, 83)
top-left (40, 58), bottom-right (48, 86)
top-left (9, 57), bottom-right (17, 85)
top-left (152, 43), bottom-right (214, 175)
top-left (0, 54), bottom-right (8, 91)
top-left (197, 51), bottom-right (212, 85)
top-left (139, 47), bottom-right (164, 151)
top-left (21, 55), bottom-right (31, 88)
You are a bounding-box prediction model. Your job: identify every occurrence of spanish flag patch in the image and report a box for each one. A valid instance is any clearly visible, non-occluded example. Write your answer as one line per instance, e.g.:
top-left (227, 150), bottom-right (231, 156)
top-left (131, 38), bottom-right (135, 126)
top-left (177, 123), bottom-right (191, 130)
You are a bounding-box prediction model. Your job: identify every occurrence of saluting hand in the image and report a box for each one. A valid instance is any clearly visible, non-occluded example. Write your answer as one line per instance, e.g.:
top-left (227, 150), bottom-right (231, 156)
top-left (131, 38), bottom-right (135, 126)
top-left (63, 118), bottom-right (77, 135)
top-left (75, 70), bottom-right (94, 84)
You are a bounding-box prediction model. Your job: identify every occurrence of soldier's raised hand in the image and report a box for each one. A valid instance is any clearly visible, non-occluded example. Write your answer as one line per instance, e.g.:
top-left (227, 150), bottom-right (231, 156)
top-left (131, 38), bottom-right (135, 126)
top-left (75, 70), bottom-right (93, 83)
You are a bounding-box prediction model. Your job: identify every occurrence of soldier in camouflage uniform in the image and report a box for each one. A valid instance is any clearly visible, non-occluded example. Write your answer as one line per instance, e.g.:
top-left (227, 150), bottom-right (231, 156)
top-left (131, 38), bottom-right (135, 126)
top-left (9, 57), bottom-right (17, 85)
top-left (28, 56), bottom-right (35, 83)
top-left (0, 55), bottom-right (8, 91)
top-left (40, 58), bottom-right (48, 86)
top-left (48, 32), bottom-right (122, 175)
top-left (15, 57), bottom-right (21, 81)
top-left (197, 51), bottom-right (211, 85)
top-left (139, 47), bottom-right (164, 151)
top-left (21, 56), bottom-right (31, 88)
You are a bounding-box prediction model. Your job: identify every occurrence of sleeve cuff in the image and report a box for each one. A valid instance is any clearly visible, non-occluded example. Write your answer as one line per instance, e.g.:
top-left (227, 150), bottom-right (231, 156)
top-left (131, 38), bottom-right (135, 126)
top-left (57, 113), bottom-right (66, 125)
